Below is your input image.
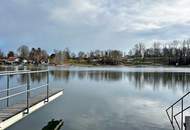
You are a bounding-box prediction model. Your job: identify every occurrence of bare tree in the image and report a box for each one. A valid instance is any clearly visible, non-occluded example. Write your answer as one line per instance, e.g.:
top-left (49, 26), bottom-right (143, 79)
top-left (63, 48), bottom-right (70, 62)
top-left (153, 42), bottom-right (161, 57)
top-left (54, 50), bottom-right (64, 65)
top-left (17, 45), bottom-right (30, 59)
top-left (70, 52), bottom-right (76, 59)
top-left (78, 51), bottom-right (85, 59)
top-left (133, 43), bottom-right (145, 58)
top-left (128, 49), bottom-right (133, 57)
top-left (0, 50), bottom-right (4, 58)
top-left (41, 50), bottom-right (48, 63)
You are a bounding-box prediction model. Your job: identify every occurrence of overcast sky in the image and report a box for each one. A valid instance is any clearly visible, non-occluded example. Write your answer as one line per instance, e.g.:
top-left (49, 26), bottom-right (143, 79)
top-left (0, 0), bottom-right (190, 53)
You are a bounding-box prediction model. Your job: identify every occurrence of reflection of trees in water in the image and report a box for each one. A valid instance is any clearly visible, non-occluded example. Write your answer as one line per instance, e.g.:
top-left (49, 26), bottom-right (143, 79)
top-left (30, 73), bottom-right (47, 83)
top-left (0, 67), bottom-right (14, 80)
top-left (78, 71), bottom-right (86, 80)
top-left (51, 70), bottom-right (190, 91)
top-left (0, 66), bottom-right (14, 71)
top-left (0, 66), bottom-right (47, 82)
top-left (0, 76), bottom-right (2, 80)
top-left (87, 71), bottom-right (123, 81)
top-left (15, 69), bottom-right (190, 92)
top-left (0, 66), bottom-right (48, 84)
top-left (50, 70), bottom-right (123, 82)
top-left (17, 74), bottom-right (27, 84)
top-left (126, 72), bottom-right (190, 91)
top-left (18, 73), bottom-right (47, 83)
top-left (50, 70), bottom-right (71, 81)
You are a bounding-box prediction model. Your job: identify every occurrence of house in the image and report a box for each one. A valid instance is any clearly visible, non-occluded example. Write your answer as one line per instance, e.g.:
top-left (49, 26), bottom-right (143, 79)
top-left (5, 57), bottom-right (20, 65)
top-left (0, 58), bottom-right (6, 65)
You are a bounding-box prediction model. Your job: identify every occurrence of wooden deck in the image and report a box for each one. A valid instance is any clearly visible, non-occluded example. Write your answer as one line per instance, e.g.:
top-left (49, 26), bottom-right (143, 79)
top-left (0, 89), bottom-right (63, 122)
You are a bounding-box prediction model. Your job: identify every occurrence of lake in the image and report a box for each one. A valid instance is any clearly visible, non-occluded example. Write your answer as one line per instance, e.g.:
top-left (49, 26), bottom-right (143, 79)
top-left (3, 66), bottom-right (190, 130)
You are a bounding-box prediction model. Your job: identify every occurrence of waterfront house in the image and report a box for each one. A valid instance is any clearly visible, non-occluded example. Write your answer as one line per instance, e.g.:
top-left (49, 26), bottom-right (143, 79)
top-left (5, 57), bottom-right (19, 65)
top-left (0, 58), bottom-right (6, 65)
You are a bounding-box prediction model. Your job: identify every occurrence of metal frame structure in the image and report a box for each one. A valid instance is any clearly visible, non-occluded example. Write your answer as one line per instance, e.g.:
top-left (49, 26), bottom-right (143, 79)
top-left (166, 92), bottom-right (190, 130)
top-left (0, 70), bottom-right (50, 114)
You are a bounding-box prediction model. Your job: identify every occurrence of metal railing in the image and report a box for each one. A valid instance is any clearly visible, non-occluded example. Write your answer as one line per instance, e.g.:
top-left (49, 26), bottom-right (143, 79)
top-left (0, 70), bottom-right (50, 114)
top-left (166, 92), bottom-right (190, 130)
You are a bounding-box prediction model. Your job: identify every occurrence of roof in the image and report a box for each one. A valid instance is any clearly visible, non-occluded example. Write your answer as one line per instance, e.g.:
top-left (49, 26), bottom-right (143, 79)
top-left (7, 57), bottom-right (16, 61)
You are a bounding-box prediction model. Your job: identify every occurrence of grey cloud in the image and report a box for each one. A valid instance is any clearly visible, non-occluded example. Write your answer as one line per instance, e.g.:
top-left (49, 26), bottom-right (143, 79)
top-left (0, 0), bottom-right (190, 53)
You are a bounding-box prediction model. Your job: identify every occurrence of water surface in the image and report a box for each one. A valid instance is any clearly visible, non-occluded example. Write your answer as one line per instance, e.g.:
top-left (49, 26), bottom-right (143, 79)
top-left (4, 66), bottom-right (190, 130)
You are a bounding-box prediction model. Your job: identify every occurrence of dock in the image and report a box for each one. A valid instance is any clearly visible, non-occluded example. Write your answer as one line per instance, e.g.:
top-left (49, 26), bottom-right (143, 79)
top-left (0, 70), bottom-right (63, 130)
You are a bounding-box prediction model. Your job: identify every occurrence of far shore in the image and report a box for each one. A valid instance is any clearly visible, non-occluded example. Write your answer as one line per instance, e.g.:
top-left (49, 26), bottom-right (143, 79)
top-left (1, 63), bottom-right (190, 69)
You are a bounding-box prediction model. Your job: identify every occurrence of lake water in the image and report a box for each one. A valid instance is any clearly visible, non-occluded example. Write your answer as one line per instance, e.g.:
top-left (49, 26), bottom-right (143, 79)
top-left (3, 66), bottom-right (190, 130)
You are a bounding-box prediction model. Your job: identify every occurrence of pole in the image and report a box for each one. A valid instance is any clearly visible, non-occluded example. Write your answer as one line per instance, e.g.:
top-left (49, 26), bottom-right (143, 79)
top-left (7, 75), bottom-right (9, 107)
top-left (171, 106), bottom-right (175, 130)
top-left (26, 73), bottom-right (30, 114)
top-left (46, 71), bottom-right (49, 102)
top-left (181, 99), bottom-right (184, 130)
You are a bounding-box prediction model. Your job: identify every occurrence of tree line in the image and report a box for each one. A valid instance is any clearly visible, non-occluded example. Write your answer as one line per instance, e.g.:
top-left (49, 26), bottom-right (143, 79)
top-left (128, 39), bottom-right (190, 65)
top-left (0, 45), bottom-right (124, 65)
top-left (0, 45), bottom-right (48, 64)
top-left (50, 49), bottom-right (124, 65)
top-left (1, 39), bottom-right (190, 65)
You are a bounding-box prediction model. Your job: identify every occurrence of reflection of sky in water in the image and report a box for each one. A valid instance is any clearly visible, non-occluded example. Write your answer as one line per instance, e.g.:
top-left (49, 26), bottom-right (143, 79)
top-left (6, 67), bottom-right (190, 130)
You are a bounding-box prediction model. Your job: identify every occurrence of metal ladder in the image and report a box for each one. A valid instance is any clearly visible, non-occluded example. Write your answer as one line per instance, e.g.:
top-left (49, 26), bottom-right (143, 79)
top-left (166, 92), bottom-right (190, 130)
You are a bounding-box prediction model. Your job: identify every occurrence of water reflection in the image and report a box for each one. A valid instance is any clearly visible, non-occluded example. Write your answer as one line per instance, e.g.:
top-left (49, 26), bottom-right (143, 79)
top-left (50, 70), bottom-right (71, 81)
top-left (50, 70), bottom-right (190, 92)
top-left (3, 66), bottom-right (189, 92)
top-left (0, 66), bottom-right (48, 83)
top-left (126, 72), bottom-right (190, 92)
top-left (2, 69), bottom-right (189, 93)
top-left (50, 70), bottom-right (123, 82)
top-left (6, 67), bottom-right (190, 130)
top-left (16, 73), bottom-right (47, 84)
top-left (30, 73), bottom-right (47, 83)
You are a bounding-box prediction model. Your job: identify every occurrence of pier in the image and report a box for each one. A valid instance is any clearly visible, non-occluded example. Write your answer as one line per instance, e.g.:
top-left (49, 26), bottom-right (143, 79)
top-left (0, 70), bottom-right (63, 130)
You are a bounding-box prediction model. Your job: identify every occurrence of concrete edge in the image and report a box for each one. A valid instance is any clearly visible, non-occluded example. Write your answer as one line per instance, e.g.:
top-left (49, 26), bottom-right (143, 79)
top-left (0, 91), bottom-right (63, 130)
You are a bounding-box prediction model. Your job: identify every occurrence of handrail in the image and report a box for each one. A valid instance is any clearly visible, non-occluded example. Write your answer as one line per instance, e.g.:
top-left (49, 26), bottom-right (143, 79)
top-left (174, 116), bottom-right (180, 130)
top-left (166, 91), bottom-right (190, 130)
top-left (166, 92), bottom-right (190, 110)
top-left (174, 106), bottom-right (190, 117)
top-left (0, 84), bottom-right (48, 101)
top-left (0, 84), bottom-right (27, 93)
top-left (0, 69), bottom-right (50, 115)
top-left (28, 84), bottom-right (48, 92)
top-left (173, 105), bottom-right (190, 130)
top-left (0, 70), bottom-right (48, 76)
top-left (0, 70), bottom-right (30, 74)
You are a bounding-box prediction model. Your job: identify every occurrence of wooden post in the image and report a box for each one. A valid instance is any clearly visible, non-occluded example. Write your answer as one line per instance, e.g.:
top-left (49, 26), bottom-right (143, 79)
top-left (185, 116), bottom-right (190, 130)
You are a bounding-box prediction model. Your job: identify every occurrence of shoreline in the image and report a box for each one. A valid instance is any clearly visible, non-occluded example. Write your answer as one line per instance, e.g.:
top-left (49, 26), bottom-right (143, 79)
top-left (1, 64), bottom-right (190, 69)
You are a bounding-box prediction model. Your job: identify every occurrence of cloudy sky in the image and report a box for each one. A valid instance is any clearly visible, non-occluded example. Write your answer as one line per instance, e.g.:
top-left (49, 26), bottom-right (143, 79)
top-left (0, 0), bottom-right (190, 53)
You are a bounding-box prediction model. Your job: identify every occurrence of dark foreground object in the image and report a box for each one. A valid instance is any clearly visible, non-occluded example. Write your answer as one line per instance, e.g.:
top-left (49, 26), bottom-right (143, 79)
top-left (42, 119), bottom-right (64, 130)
